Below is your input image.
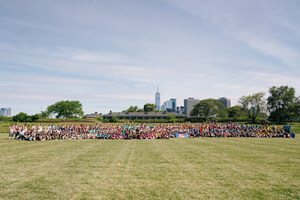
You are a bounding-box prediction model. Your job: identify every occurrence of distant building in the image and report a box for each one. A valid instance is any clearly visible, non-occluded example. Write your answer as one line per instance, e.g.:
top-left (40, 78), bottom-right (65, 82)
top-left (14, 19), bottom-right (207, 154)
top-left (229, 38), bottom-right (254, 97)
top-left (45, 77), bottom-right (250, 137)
top-left (0, 108), bottom-right (11, 117)
top-left (7, 108), bottom-right (11, 117)
top-left (176, 106), bottom-right (185, 114)
top-left (161, 98), bottom-right (177, 112)
top-left (161, 100), bottom-right (170, 111)
top-left (161, 102), bottom-right (167, 111)
top-left (218, 97), bottom-right (231, 108)
top-left (103, 111), bottom-right (185, 120)
top-left (85, 112), bottom-right (103, 119)
top-left (155, 86), bottom-right (160, 110)
top-left (184, 98), bottom-right (200, 118)
top-left (170, 98), bottom-right (176, 112)
top-left (0, 108), bottom-right (4, 116)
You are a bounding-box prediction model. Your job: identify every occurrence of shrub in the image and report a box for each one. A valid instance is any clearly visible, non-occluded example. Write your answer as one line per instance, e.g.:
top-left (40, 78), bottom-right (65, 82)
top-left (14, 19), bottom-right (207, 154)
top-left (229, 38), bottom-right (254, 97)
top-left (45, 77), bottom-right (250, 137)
top-left (12, 113), bottom-right (40, 122)
top-left (95, 117), bottom-right (103, 121)
top-left (13, 112), bottom-right (28, 122)
top-left (0, 116), bottom-right (12, 121)
top-left (167, 115), bottom-right (176, 123)
top-left (109, 116), bottom-right (119, 123)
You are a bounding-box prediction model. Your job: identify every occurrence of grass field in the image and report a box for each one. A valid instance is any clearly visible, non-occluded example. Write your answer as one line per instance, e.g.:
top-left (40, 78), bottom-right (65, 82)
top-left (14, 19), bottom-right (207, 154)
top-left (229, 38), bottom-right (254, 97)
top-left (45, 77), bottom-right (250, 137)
top-left (0, 131), bottom-right (299, 199)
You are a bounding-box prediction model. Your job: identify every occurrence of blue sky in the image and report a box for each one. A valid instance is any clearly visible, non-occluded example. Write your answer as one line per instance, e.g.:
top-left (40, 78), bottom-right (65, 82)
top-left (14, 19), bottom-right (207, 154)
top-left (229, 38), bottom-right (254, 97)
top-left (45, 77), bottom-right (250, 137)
top-left (0, 0), bottom-right (299, 115)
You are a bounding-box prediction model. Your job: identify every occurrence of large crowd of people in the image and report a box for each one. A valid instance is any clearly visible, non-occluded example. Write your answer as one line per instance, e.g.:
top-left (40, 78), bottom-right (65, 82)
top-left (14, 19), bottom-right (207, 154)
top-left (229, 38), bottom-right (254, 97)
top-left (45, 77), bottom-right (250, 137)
top-left (8, 122), bottom-right (296, 141)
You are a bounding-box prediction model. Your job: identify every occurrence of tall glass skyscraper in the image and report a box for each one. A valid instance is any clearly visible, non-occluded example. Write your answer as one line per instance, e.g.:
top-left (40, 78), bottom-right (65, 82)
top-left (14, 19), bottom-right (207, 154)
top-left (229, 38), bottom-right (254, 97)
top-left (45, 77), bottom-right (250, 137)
top-left (0, 108), bottom-right (11, 117)
top-left (155, 86), bottom-right (160, 110)
top-left (217, 97), bottom-right (231, 108)
top-left (170, 98), bottom-right (176, 112)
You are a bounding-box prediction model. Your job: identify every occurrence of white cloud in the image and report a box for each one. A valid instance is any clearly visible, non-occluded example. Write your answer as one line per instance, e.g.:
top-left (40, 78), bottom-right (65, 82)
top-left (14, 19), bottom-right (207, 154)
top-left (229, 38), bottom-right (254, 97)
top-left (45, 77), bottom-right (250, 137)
top-left (1, 0), bottom-right (300, 115)
top-left (163, 0), bottom-right (300, 67)
top-left (0, 93), bottom-right (61, 101)
top-left (56, 48), bottom-right (130, 64)
top-left (232, 31), bottom-right (299, 66)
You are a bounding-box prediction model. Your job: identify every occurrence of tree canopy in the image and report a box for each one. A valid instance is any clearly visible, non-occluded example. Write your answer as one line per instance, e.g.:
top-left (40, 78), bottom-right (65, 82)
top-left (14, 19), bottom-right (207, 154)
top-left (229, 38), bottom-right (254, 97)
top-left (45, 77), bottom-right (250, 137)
top-left (191, 99), bottom-right (226, 121)
top-left (13, 112), bottom-right (40, 122)
top-left (239, 92), bottom-right (266, 123)
top-left (227, 105), bottom-right (247, 120)
top-left (46, 100), bottom-right (84, 118)
top-left (267, 86), bottom-right (296, 123)
top-left (123, 106), bottom-right (143, 112)
top-left (143, 103), bottom-right (157, 112)
top-left (291, 97), bottom-right (300, 122)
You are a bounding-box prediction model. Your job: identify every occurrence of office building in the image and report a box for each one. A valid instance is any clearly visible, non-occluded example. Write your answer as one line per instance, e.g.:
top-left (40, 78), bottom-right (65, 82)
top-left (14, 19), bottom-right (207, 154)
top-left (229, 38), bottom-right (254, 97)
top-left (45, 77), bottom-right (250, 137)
top-left (0, 108), bottom-right (10, 117)
top-left (218, 97), bottom-right (231, 108)
top-left (161, 100), bottom-right (171, 111)
top-left (7, 108), bottom-right (11, 117)
top-left (0, 108), bottom-right (7, 117)
top-left (184, 98), bottom-right (200, 118)
top-left (170, 98), bottom-right (176, 112)
top-left (161, 98), bottom-right (177, 112)
top-left (176, 106), bottom-right (185, 114)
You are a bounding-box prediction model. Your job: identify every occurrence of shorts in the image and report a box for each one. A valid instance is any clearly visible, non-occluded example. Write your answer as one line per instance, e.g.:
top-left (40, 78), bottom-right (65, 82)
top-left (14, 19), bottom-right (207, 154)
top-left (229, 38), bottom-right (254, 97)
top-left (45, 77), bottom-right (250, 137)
top-left (9, 131), bottom-right (17, 136)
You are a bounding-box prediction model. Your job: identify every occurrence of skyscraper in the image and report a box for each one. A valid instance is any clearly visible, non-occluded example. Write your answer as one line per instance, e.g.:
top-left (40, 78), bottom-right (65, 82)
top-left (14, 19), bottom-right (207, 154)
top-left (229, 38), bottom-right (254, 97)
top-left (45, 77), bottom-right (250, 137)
top-left (7, 108), bottom-right (11, 117)
top-left (0, 108), bottom-right (8, 117)
top-left (155, 85), bottom-right (160, 110)
top-left (160, 98), bottom-right (176, 112)
top-left (184, 98), bottom-right (200, 118)
top-left (170, 98), bottom-right (176, 112)
top-left (0, 108), bottom-right (11, 117)
top-left (217, 97), bottom-right (231, 108)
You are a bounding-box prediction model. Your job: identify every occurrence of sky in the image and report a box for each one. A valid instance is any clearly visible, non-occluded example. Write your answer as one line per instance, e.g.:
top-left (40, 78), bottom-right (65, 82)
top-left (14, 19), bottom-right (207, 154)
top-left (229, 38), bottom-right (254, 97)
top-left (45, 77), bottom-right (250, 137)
top-left (0, 0), bottom-right (300, 115)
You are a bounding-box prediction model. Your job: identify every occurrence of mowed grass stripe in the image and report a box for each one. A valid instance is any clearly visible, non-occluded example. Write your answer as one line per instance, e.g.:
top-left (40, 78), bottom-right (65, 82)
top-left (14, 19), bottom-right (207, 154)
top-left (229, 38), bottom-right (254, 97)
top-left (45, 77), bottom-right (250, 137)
top-left (165, 139), bottom-right (248, 199)
top-left (0, 140), bottom-right (101, 199)
top-left (0, 135), bottom-right (299, 199)
top-left (170, 138), bottom-right (299, 199)
top-left (224, 138), bottom-right (300, 153)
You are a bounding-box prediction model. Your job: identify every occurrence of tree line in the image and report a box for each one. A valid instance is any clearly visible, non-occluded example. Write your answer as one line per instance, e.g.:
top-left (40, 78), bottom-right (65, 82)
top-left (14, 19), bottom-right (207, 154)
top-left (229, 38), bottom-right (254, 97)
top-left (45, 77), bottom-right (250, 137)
top-left (191, 85), bottom-right (300, 123)
top-left (122, 103), bottom-right (157, 113)
top-left (10, 85), bottom-right (300, 123)
top-left (12, 101), bottom-right (84, 122)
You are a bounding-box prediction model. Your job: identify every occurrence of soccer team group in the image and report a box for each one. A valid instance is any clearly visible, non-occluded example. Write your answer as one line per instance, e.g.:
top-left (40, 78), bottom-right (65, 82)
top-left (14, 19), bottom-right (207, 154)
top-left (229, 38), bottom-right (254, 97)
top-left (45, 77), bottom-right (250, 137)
top-left (8, 122), bottom-right (296, 141)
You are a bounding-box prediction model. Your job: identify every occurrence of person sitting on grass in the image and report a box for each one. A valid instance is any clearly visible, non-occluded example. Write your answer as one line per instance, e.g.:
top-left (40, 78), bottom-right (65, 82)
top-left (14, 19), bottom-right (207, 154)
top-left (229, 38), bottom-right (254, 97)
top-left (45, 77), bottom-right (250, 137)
top-left (283, 123), bottom-right (292, 134)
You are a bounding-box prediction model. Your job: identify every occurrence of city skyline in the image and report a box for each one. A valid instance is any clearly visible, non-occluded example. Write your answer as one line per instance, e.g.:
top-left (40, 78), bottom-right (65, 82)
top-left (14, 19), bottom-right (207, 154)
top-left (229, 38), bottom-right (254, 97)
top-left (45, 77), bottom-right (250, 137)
top-left (0, 0), bottom-right (299, 115)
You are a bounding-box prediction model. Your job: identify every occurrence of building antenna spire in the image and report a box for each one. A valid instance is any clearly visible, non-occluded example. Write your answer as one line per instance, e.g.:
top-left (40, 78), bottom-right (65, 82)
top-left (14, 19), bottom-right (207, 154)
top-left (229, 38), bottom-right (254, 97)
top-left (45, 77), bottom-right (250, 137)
top-left (157, 84), bottom-right (159, 92)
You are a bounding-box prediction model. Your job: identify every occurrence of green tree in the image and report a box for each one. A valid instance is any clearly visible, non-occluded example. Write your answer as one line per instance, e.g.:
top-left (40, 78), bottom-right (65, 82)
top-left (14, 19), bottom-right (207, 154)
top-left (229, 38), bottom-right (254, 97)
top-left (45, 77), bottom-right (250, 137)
top-left (47, 100), bottom-right (84, 118)
top-left (40, 110), bottom-right (50, 118)
top-left (123, 106), bottom-right (139, 112)
top-left (31, 114), bottom-right (40, 121)
top-left (13, 112), bottom-right (28, 122)
top-left (267, 86), bottom-right (296, 123)
top-left (13, 112), bottom-right (40, 122)
top-left (239, 92), bottom-right (266, 123)
top-left (191, 99), bottom-right (226, 121)
top-left (290, 97), bottom-right (300, 122)
top-left (110, 116), bottom-right (119, 123)
top-left (95, 117), bottom-right (103, 121)
top-left (227, 105), bottom-right (247, 120)
top-left (143, 103), bottom-right (156, 112)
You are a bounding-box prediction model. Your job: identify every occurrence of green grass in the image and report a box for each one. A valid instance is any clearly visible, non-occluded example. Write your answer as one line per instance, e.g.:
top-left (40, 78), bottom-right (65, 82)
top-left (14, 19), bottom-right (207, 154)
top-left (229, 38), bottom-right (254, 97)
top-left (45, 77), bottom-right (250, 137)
top-left (290, 123), bottom-right (300, 134)
top-left (0, 133), bottom-right (299, 199)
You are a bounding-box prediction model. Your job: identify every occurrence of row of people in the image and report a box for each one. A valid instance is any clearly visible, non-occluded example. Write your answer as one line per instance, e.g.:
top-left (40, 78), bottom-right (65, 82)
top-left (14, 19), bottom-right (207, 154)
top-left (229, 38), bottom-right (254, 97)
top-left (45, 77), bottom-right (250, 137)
top-left (8, 122), bottom-right (296, 141)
